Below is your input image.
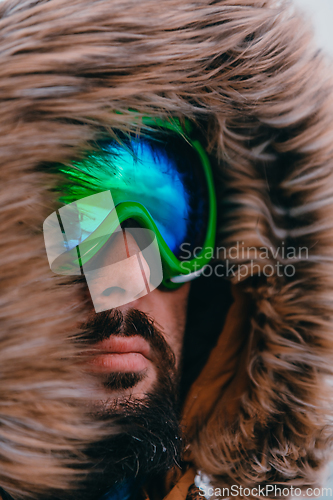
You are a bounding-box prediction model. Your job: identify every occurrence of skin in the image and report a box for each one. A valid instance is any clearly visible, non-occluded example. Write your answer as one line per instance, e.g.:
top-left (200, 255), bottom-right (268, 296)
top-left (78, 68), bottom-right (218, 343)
top-left (85, 229), bottom-right (191, 401)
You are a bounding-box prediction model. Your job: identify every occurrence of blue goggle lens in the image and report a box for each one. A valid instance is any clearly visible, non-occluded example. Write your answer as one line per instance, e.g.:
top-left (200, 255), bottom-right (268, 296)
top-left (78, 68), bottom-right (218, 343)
top-left (60, 132), bottom-right (209, 258)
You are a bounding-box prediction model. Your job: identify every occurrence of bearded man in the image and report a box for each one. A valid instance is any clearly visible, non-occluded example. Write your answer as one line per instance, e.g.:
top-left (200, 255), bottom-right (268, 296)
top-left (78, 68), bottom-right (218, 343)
top-left (1, 0), bottom-right (333, 499)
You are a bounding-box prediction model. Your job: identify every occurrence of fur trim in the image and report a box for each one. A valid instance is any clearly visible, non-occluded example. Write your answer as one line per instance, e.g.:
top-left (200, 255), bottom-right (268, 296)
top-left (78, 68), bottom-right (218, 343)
top-left (1, 0), bottom-right (333, 496)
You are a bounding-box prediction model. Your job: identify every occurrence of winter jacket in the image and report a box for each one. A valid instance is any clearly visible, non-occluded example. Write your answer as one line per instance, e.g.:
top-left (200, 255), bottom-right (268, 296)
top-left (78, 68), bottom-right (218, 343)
top-left (1, 0), bottom-right (333, 498)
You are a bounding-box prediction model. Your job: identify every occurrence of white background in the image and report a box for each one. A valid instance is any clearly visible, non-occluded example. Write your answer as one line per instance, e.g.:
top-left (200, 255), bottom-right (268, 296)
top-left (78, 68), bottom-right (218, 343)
top-left (292, 0), bottom-right (333, 496)
top-left (293, 0), bottom-right (333, 56)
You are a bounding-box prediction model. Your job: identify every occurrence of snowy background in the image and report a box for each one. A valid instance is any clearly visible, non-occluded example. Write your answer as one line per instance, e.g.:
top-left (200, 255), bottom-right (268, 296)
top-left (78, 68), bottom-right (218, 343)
top-left (293, 0), bottom-right (333, 57)
top-left (291, 0), bottom-right (333, 496)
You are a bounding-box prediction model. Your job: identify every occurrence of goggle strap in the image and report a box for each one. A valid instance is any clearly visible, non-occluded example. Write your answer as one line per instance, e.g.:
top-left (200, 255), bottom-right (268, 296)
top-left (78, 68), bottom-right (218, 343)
top-left (170, 267), bottom-right (206, 284)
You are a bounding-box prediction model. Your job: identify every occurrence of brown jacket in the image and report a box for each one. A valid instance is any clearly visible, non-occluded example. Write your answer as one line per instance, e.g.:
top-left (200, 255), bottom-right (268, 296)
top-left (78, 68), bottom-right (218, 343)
top-left (1, 0), bottom-right (333, 498)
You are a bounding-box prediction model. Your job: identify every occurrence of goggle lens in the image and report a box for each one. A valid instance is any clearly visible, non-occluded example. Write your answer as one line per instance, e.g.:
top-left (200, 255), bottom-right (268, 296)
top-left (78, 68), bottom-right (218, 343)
top-left (59, 132), bottom-right (209, 259)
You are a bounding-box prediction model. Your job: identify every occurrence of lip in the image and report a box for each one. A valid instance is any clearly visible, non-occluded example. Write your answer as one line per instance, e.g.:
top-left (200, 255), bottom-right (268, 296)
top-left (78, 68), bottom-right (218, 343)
top-left (87, 336), bottom-right (151, 373)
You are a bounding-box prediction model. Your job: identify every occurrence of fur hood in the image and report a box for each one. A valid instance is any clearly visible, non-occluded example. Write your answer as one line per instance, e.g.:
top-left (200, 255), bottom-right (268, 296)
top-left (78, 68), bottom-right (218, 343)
top-left (1, 0), bottom-right (333, 497)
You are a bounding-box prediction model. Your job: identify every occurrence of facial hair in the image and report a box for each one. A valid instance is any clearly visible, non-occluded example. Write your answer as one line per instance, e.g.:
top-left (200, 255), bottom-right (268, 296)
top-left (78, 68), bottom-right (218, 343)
top-left (61, 308), bottom-right (183, 500)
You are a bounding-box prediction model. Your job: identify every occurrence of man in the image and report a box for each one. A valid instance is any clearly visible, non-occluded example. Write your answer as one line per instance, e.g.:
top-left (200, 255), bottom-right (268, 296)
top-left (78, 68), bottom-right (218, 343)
top-left (1, 0), bottom-right (333, 499)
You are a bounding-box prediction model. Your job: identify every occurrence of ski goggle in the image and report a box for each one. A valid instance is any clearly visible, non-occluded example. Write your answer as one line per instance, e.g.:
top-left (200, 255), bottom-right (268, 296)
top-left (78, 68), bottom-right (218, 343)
top-left (43, 118), bottom-right (216, 292)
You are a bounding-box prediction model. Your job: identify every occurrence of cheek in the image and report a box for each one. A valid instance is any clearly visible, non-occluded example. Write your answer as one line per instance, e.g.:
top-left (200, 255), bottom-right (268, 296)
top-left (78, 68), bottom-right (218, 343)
top-left (152, 283), bottom-right (191, 369)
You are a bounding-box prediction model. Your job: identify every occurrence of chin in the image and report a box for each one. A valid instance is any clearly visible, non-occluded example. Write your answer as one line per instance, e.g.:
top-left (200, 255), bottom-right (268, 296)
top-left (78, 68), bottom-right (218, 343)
top-left (90, 367), bottom-right (159, 411)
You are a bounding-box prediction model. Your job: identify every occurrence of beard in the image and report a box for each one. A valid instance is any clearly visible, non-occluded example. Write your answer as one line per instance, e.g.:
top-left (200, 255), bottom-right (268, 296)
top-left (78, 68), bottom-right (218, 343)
top-left (61, 308), bottom-right (183, 500)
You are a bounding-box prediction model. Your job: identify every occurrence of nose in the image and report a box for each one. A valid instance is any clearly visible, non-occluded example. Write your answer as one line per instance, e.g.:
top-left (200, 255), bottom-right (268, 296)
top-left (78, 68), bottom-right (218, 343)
top-left (82, 227), bottom-right (159, 313)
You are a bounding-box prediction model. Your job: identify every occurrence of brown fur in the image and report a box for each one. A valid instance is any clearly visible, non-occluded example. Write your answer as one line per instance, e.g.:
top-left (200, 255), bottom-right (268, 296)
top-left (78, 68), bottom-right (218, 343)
top-left (1, 0), bottom-right (333, 497)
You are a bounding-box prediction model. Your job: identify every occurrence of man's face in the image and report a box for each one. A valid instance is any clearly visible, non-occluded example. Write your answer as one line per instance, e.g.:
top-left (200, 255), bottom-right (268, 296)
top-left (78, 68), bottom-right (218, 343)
top-left (41, 124), bottom-right (212, 497)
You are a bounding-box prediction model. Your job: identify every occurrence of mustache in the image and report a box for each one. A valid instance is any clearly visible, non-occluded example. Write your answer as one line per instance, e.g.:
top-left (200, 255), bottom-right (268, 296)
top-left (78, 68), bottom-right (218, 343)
top-left (81, 308), bottom-right (161, 342)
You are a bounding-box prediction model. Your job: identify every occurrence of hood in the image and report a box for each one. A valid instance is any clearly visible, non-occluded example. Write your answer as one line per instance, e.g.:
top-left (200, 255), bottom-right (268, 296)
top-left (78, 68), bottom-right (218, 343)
top-left (1, 0), bottom-right (333, 498)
